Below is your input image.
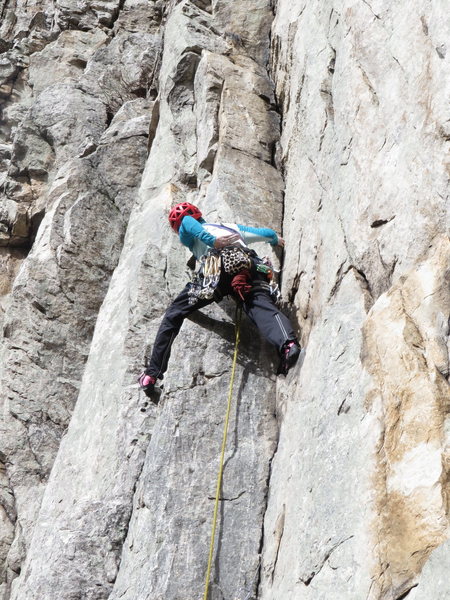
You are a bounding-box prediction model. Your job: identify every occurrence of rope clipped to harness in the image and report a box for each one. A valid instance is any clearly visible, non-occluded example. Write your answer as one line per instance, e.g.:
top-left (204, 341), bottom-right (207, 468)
top-left (189, 245), bottom-right (281, 306)
top-left (231, 269), bottom-right (252, 301)
top-left (203, 306), bottom-right (242, 600)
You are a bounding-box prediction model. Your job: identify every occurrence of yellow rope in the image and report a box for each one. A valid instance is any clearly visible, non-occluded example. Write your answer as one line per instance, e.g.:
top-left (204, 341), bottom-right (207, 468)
top-left (203, 306), bottom-right (242, 600)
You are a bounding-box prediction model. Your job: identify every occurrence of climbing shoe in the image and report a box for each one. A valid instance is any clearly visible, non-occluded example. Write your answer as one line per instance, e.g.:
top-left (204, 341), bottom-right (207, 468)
top-left (277, 340), bottom-right (301, 376)
top-left (138, 372), bottom-right (160, 404)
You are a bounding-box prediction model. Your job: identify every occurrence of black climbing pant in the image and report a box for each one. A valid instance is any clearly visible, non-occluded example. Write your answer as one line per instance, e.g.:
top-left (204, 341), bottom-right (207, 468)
top-left (146, 279), bottom-right (296, 380)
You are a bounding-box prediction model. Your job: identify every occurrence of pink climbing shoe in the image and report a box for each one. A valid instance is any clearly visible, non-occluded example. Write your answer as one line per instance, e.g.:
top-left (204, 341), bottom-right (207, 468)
top-left (138, 372), bottom-right (160, 403)
top-left (277, 340), bottom-right (301, 376)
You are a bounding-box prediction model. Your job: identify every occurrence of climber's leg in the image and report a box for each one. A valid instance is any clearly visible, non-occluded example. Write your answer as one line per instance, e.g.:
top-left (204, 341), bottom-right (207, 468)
top-left (243, 290), bottom-right (295, 348)
top-left (145, 283), bottom-right (215, 380)
top-left (243, 289), bottom-right (300, 374)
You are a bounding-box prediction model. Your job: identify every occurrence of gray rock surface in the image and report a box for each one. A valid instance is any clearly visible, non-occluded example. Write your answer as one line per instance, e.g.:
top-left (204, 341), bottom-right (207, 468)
top-left (0, 0), bottom-right (162, 595)
top-left (408, 538), bottom-right (450, 600)
top-left (0, 0), bottom-right (449, 599)
top-left (260, 1), bottom-right (450, 599)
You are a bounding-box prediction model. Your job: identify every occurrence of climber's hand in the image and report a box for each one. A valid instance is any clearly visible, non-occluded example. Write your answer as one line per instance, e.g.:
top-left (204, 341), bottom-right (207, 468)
top-left (214, 233), bottom-right (240, 248)
top-left (277, 236), bottom-right (285, 248)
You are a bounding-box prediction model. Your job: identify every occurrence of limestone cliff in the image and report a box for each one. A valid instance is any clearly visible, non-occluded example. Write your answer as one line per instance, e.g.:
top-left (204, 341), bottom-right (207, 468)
top-left (0, 0), bottom-right (448, 599)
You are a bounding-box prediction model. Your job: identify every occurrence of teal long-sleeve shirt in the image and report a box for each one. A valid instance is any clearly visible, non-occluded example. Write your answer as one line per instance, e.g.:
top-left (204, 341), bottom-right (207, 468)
top-left (178, 216), bottom-right (279, 260)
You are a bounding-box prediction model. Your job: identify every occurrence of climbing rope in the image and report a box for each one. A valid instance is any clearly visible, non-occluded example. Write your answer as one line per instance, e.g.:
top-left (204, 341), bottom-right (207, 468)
top-left (203, 305), bottom-right (243, 600)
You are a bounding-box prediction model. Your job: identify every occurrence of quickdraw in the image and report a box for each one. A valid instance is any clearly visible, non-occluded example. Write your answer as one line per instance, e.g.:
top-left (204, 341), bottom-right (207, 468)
top-left (203, 252), bottom-right (221, 290)
top-left (188, 250), bottom-right (221, 305)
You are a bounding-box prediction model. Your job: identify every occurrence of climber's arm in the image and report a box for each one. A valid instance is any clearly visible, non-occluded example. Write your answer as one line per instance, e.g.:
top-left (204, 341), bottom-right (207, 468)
top-left (179, 216), bottom-right (216, 249)
top-left (237, 224), bottom-right (285, 247)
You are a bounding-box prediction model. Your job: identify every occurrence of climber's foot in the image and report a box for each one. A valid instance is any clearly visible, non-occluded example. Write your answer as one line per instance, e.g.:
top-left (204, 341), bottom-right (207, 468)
top-left (138, 373), bottom-right (161, 405)
top-left (277, 340), bottom-right (301, 376)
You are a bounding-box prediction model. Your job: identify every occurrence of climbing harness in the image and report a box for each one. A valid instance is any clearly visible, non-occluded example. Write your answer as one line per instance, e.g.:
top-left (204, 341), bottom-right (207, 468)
top-left (188, 245), bottom-right (255, 305)
top-left (189, 247), bottom-right (281, 307)
top-left (203, 306), bottom-right (242, 600)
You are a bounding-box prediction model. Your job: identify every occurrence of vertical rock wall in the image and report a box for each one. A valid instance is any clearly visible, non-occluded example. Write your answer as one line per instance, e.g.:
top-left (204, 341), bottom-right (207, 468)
top-left (260, 1), bottom-right (449, 599)
top-left (0, 0), bottom-right (448, 599)
top-left (0, 0), bottom-right (163, 594)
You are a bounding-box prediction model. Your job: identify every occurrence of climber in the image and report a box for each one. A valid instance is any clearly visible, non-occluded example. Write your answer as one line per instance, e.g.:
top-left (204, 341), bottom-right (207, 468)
top-left (138, 202), bottom-right (301, 400)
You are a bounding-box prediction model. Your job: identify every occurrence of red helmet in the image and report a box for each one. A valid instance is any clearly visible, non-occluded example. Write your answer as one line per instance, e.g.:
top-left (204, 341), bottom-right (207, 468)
top-left (168, 202), bottom-right (202, 232)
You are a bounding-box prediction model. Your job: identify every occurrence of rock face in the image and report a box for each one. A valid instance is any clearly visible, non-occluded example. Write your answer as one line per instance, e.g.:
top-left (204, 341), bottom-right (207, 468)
top-left (0, 1), bottom-right (448, 600)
